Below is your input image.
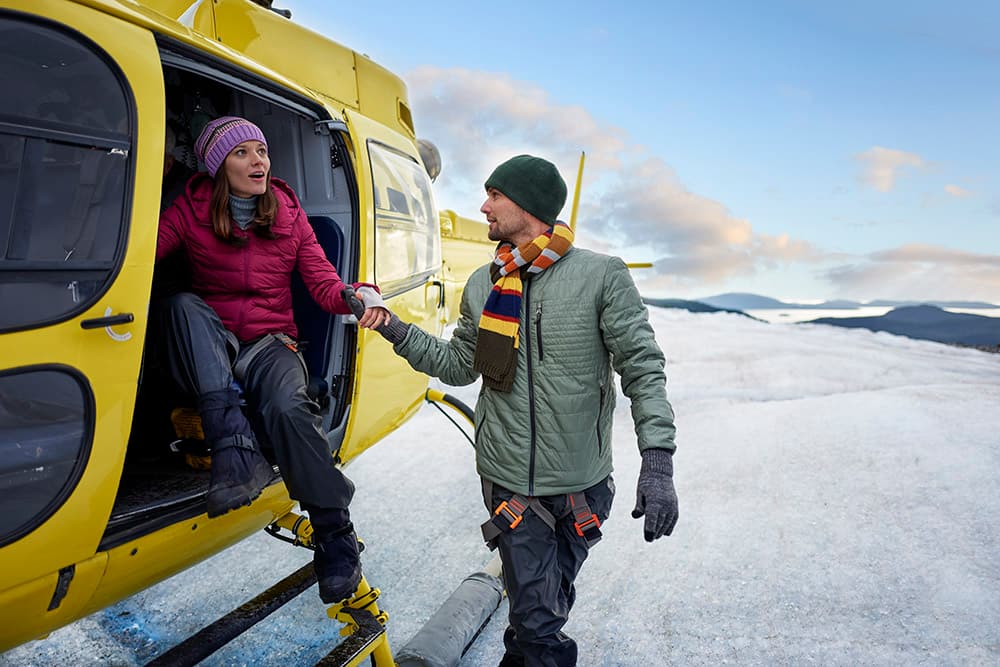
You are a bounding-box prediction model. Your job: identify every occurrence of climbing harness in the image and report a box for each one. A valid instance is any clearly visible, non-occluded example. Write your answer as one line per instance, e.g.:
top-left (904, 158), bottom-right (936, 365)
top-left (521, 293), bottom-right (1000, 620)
top-left (479, 479), bottom-right (602, 550)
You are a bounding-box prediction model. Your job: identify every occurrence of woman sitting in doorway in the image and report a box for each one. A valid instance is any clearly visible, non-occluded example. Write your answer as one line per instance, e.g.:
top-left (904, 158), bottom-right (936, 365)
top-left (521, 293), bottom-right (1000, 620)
top-left (156, 116), bottom-right (388, 604)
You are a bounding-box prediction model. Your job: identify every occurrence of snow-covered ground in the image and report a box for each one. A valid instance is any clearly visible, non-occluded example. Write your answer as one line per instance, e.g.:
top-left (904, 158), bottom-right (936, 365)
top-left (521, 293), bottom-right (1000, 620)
top-left (5, 309), bottom-right (1000, 666)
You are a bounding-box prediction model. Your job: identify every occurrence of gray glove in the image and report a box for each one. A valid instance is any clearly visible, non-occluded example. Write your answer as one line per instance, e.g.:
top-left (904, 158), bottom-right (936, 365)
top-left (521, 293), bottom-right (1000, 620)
top-left (631, 448), bottom-right (678, 542)
top-left (377, 312), bottom-right (410, 345)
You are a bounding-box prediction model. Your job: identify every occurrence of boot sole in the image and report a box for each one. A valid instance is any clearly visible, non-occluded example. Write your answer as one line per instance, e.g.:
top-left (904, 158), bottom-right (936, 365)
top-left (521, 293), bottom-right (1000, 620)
top-left (206, 459), bottom-right (274, 518)
top-left (318, 565), bottom-right (363, 604)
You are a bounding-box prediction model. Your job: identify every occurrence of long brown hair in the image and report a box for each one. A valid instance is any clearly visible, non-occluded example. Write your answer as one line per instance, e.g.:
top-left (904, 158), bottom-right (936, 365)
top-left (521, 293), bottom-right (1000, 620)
top-left (209, 169), bottom-right (279, 246)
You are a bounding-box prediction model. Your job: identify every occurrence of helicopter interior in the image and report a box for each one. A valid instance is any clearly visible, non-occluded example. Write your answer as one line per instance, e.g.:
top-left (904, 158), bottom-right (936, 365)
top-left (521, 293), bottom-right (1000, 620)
top-left (103, 54), bottom-right (360, 550)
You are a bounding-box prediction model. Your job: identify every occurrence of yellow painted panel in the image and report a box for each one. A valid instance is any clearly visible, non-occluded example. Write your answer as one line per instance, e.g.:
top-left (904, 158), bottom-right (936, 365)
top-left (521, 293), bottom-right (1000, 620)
top-left (439, 210), bottom-right (493, 324)
top-left (335, 110), bottom-right (439, 464)
top-left (0, 552), bottom-right (107, 652)
top-left (213, 0), bottom-right (360, 110)
top-left (355, 53), bottom-right (413, 139)
top-left (89, 487), bottom-right (294, 613)
top-left (0, 0), bottom-right (163, 593)
top-left (124, 0), bottom-right (216, 35)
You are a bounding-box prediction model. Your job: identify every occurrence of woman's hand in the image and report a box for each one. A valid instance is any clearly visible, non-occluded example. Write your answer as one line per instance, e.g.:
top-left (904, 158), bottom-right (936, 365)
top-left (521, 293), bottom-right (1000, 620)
top-left (351, 286), bottom-right (391, 329)
top-left (342, 286), bottom-right (410, 344)
top-left (357, 305), bottom-right (390, 329)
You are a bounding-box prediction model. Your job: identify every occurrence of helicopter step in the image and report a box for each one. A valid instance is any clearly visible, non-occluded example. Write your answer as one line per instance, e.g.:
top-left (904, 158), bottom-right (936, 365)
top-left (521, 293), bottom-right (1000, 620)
top-left (142, 568), bottom-right (392, 667)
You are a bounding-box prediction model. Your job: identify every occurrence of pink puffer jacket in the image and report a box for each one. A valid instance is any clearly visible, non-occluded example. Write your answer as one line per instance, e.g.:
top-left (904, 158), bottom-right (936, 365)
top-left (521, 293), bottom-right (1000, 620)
top-left (157, 174), bottom-right (374, 342)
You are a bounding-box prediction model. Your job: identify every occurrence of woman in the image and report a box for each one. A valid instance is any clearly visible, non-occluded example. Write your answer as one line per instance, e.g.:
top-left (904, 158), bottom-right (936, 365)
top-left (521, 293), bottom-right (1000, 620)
top-left (156, 116), bottom-right (387, 604)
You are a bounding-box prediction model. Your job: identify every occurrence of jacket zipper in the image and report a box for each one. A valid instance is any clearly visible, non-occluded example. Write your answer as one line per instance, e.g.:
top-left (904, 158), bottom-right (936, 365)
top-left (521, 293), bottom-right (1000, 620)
top-left (525, 281), bottom-right (538, 496)
top-left (535, 302), bottom-right (543, 361)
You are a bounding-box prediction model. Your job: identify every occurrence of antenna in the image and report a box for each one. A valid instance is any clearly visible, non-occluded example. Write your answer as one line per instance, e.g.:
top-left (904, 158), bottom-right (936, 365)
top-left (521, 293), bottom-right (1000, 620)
top-left (569, 151), bottom-right (585, 233)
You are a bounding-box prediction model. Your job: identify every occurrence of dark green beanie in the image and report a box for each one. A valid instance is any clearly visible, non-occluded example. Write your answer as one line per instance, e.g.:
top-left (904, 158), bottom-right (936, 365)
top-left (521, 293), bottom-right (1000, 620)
top-left (484, 155), bottom-right (567, 224)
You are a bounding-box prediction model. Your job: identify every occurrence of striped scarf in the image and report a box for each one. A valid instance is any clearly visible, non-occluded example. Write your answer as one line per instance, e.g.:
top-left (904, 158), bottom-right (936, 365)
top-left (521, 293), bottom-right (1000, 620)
top-left (474, 222), bottom-right (574, 391)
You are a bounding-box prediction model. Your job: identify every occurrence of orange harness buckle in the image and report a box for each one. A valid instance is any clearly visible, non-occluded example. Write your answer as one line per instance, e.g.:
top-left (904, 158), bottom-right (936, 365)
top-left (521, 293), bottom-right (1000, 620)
top-left (573, 513), bottom-right (601, 538)
top-left (494, 497), bottom-right (527, 529)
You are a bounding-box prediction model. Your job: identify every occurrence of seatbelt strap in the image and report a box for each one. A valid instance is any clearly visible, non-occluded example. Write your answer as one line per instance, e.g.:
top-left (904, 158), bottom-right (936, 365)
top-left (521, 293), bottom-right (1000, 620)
top-left (233, 333), bottom-right (308, 385)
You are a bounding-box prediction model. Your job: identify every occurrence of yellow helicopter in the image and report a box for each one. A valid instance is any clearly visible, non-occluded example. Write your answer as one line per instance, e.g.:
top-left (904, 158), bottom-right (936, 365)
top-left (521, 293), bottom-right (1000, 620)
top-left (0, 0), bottom-right (513, 662)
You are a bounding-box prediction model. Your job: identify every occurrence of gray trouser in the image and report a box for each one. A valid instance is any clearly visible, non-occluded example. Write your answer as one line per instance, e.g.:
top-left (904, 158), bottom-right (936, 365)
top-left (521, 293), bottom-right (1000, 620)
top-left (483, 476), bottom-right (615, 667)
top-left (158, 292), bottom-right (354, 509)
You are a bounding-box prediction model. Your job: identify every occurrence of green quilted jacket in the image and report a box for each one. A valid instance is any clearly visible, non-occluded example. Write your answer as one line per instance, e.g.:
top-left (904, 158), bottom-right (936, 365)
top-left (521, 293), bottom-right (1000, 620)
top-left (395, 247), bottom-right (676, 496)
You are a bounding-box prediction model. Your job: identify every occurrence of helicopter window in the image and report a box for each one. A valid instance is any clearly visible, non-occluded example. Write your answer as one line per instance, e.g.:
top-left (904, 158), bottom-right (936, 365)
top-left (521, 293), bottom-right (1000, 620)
top-left (387, 188), bottom-right (410, 215)
top-left (0, 366), bottom-right (93, 548)
top-left (0, 17), bottom-right (129, 136)
top-left (369, 142), bottom-right (441, 297)
top-left (0, 15), bottom-right (132, 333)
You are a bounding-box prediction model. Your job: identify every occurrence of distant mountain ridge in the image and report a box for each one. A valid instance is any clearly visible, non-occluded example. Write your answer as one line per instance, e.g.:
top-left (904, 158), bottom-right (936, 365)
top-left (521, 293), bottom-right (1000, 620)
top-left (641, 293), bottom-right (998, 350)
top-left (699, 292), bottom-right (998, 310)
top-left (641, 297), bottom-right (756, 319)
top-left (806, 305), bottom-right (1000, 348)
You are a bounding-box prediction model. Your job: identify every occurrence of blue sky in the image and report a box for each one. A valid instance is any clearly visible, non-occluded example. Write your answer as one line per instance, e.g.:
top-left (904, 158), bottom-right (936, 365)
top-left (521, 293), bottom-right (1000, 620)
top-left (286, 0), bottom-right (999, 302)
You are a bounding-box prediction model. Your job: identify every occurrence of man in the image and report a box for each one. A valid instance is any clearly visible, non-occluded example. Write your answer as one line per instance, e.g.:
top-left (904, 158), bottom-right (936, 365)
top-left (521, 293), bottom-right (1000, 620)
top-left (374, 155), bottom-right (678, 666)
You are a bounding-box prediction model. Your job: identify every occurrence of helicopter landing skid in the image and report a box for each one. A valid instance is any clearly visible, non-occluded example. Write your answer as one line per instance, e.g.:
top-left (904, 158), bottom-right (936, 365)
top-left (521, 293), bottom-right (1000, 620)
top-left (144, 534), bottom-right (391, 666)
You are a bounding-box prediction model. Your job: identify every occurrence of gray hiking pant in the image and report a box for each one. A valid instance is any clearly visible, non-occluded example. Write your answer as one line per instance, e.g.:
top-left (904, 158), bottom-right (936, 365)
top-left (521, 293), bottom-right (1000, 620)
top-left (158, 292), bottom-right (354, 509)
top-left (483, 475), bottom-right (615, 667)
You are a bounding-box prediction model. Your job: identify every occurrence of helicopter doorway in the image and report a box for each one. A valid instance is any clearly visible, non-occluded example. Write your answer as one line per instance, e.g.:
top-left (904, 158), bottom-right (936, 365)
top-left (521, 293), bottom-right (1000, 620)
top-left (102, 54), bottom-right (359, 549)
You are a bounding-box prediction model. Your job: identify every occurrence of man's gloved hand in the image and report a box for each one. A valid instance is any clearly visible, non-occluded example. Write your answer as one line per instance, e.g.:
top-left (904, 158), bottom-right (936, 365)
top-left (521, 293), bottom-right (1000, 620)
top-left (341, 286), bottom-right (389, 329)
top-left (376, 312), bottom-right (409, 345)
top-left (341, 287), bottom-right (409, 345)
top-left (631, 448), bottom-right (678, 542)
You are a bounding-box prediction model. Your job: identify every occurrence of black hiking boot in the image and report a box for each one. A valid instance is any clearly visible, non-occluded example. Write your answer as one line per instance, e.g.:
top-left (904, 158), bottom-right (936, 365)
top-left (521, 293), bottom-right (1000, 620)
top-left (205, 437), bottom-right (274, 518)
top-left (313, 521), bottom-right (363, 603)
top-left (198, 388), bottom-right (273, 518)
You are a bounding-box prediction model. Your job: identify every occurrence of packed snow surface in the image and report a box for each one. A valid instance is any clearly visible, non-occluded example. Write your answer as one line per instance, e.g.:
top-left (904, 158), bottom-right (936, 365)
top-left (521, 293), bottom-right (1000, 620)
top-left (5, 309), bottom-right (999, 666)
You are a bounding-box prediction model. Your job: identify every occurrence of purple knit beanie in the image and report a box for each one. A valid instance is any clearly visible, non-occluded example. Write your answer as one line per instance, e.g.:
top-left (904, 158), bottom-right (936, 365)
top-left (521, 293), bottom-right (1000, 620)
top-left (194, 116), bottom-right (268, 177)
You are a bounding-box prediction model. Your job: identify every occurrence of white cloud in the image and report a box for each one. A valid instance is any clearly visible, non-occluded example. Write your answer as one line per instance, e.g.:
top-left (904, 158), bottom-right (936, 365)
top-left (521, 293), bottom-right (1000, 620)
top-left (404, 69), bottom-right (997, 302)
top-left (825, 244), bottom-right (1000, 301)
top-left (855, 146), bottom-right (925, 192)
top-left (944, 184), bottom-right (972, 198)
top-left (406, 66), bottom-right (821, 288)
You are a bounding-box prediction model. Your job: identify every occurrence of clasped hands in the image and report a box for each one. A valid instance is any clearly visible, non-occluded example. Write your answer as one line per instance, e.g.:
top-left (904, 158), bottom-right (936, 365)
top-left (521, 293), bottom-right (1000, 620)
top-left (343, 286), bottom-right (390, 329)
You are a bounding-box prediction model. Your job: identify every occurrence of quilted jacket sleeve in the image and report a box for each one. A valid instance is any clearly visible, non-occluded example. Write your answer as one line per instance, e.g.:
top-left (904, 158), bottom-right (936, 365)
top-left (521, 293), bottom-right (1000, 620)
top-left (156, 201), bottom-right (184, 262)
top-left (599, 257), bottom-right (677, 453)
top-left (392, 266), bottom-right (485, 387)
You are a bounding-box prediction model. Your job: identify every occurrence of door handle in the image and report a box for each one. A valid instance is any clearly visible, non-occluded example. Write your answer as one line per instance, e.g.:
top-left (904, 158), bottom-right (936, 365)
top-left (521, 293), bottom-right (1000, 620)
top-left (430, 280), bottom-right (445, 308)
top-left (81, 312), bottom-right (134, 329)
top-left (81, 309), bottom-right (134, 342)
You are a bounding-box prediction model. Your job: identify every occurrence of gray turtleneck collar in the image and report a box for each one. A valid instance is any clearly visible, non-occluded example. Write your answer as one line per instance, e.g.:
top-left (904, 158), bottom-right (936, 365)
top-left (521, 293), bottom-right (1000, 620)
top-left (229, 194), bottom-right (259, 230)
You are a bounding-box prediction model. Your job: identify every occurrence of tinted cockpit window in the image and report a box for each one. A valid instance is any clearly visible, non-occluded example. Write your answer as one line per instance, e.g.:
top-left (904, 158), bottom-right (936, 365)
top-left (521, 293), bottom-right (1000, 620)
top-left (0, 15), bottom-right (132, 332)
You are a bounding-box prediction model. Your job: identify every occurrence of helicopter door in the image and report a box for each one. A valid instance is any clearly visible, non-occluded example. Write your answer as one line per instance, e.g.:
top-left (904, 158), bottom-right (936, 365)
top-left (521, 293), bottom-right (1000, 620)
top-left (335, 111), bottom-right (444, 464)
top-left (0, 7), bottom-right (161, 607)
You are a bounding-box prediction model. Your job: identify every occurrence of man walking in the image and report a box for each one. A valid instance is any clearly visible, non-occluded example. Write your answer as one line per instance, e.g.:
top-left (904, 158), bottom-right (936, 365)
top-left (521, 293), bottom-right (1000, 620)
top-left (374, 155), bottom-right (678, 666)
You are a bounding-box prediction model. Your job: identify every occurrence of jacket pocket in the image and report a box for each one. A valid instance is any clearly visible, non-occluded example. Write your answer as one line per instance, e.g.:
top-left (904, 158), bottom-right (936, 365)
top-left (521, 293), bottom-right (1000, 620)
top-left (596, 385), bottom-right (606, 455)
top-left (534, 302), bottom-right (543, 361)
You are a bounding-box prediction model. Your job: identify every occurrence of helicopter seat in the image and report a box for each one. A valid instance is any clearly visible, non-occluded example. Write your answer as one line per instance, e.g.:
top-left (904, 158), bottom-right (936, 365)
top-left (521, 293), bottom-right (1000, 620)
top-left (291, 215), bottom-right (345, 404)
